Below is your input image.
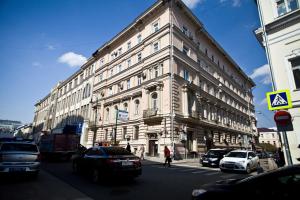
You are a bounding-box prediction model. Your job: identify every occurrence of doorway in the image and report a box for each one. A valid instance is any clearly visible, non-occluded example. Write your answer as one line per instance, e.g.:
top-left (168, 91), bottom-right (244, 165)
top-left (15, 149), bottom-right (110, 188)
top-left (149, 140), bottom-right (158, 157)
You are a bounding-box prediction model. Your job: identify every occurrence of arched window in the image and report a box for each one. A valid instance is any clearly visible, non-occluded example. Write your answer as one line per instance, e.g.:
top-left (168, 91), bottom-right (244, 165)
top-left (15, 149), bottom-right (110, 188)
top-left (134, 100), bottom-right (140, 115)
top-left (151, 93), bottom-right (158, 110)
top-left (123, 103), bottom-right (128, 112)
top-left (106, 108), bottom-right (109, 121)
top-left (114, 106), bottom-right (118, 119)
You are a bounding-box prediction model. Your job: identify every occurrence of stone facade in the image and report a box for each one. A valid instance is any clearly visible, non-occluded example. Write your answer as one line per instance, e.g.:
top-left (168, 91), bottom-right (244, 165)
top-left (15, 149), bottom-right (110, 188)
top-left (33, 0), bottom-right (256, 159)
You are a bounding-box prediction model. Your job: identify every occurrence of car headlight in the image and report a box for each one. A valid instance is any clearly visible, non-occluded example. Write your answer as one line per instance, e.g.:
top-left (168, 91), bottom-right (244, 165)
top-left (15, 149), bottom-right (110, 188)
top-left (192, 189), bottom-right (207, 197)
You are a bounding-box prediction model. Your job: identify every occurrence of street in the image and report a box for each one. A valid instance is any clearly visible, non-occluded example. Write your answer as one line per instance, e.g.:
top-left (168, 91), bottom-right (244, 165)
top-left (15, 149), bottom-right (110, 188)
top-left (0, 160), bottom-right (251, 200)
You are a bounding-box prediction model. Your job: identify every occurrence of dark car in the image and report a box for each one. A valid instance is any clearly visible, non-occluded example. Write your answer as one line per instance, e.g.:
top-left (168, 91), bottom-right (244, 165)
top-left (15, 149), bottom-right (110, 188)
top-left (72, 146), bottom-right (142, 182)
top-left (0, 138), bottom-right (41, 177)
top-left (200, 149), bottom-right (230, 167)
top-left (192, 164), bottom-right (300, 200)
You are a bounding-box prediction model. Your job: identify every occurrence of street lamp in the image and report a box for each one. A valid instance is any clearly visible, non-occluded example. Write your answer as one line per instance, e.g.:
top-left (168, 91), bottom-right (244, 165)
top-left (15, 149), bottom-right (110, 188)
top-left (90, 94), bottom-right (99, 146)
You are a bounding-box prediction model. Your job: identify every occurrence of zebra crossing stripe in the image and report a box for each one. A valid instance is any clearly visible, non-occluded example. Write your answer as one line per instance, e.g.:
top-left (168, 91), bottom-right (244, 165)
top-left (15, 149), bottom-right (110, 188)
top-left (180, 168), bottom-right (198, 172)
top-left (204, 172), bottom-right (220, 176)
top-left (192, 170), bottom-right (207, 174)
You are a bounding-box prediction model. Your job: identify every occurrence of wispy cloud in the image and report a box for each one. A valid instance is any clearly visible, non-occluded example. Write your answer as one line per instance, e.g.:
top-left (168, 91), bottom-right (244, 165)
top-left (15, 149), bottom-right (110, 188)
top-left (259, 98), bottom-right (267, 105)
top-left (46, 45), bottom-right (55, 50)
top-left (182, 0), bottom-right (205, 9)
top-left (32, 62), bottom-right (41, 67)
top-left (58, 52), bottom-right (87, 68)
top-left (250, 64), bottom-right (272, 85)
top-left (219, 0), bottom-right (242, 7)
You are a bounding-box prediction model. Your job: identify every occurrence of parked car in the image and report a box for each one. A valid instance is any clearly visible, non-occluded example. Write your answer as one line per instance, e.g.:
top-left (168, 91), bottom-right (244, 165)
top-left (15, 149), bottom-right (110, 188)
top-left (256, 151), bottom-right (270, 159)
top-left (200, 149), bottom-right (231, 167)
top-left (0, 138), bottom-right (41, 177)
top-left (72, 146), bottom-right (142, 182)
top-left (219, 150), bottom-right (259, 173)
top-left (192, 164), bottom-right (300, 200)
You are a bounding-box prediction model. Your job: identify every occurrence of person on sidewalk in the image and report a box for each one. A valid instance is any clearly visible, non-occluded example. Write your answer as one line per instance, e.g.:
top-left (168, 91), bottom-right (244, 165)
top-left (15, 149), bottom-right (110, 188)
top-left (126, 143), bottom-right (131, 153)
top-left (275, 147), bottom-right (285, 167)
top-left (140, 145), bottom-right (145, 160)
top-left (163, 146), bottom-right (171, 167)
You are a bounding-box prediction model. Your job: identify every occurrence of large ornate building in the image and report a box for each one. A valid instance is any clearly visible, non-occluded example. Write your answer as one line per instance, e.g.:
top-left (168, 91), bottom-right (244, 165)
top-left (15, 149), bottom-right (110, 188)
top-left (33, 0), bottom-right (256, 159)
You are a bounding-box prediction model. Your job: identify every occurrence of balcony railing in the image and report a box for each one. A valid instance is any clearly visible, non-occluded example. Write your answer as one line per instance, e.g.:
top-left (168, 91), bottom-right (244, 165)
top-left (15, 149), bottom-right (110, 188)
top-left (143, 109), bottom-right (157, 118)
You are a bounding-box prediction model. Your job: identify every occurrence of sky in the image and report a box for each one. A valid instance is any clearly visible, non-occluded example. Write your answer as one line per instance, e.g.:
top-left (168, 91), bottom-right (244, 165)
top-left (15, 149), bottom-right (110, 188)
top-left (0, 0), bottom-right (275, 128)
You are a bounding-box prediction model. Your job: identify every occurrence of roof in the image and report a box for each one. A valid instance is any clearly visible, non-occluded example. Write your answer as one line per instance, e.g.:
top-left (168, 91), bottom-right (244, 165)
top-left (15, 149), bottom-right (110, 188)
top-left (258, 128), bottom-right (276, 132)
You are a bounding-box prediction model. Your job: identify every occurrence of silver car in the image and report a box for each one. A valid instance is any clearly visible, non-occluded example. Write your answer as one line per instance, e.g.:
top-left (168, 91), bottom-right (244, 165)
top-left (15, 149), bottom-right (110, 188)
top-left (0, 139), bottom-right (41, 177)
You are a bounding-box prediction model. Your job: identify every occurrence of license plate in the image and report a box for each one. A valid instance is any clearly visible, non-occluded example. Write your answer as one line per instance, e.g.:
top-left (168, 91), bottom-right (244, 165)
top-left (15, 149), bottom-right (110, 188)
top-left (203, 160), bottom-right (208, 163)
top-left (122, 161), bottom-right (133, 166)
top-left (9, 168), bottom-right (26, 172)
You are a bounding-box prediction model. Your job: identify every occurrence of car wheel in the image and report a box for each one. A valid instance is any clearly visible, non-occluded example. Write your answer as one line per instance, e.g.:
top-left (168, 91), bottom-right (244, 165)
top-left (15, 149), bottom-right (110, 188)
top-left (246, 165), bottom-right (251, 174)
top-left (92, 169), bottom-right (100, 183)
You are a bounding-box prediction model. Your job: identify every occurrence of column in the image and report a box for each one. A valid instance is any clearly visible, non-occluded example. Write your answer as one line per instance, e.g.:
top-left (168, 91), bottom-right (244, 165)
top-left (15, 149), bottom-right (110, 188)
top-left (182, 86), bottom-right (189, 117)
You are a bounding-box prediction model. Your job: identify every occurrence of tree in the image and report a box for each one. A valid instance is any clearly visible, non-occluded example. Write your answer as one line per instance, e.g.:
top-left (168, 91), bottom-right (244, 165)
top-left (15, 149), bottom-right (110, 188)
top-left (259, 143), bottom-right (277, 152)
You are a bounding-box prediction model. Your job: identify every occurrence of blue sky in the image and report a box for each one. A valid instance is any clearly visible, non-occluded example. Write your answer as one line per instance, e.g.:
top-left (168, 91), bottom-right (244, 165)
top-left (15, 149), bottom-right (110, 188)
top-left (0, 0), bottom-right (275, 128)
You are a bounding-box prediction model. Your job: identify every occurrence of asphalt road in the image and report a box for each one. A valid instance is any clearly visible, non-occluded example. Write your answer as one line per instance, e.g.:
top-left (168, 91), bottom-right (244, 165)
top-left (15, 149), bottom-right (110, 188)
top-left (38, 161), bottom-right (250, 200)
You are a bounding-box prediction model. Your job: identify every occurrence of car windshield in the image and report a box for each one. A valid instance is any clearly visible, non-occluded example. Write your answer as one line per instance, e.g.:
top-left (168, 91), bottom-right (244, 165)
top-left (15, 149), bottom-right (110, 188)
top-left (207, 150), bottom-right (226, 157)
top-left (226, 152), bottom-right (247, 158)
top-left (1, 143), bottom-right (38, 152)
top-left (103, 147), bottom-right (132, 155)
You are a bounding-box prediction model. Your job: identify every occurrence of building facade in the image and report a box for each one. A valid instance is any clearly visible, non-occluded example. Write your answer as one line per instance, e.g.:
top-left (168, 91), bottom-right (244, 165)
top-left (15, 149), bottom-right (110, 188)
top-left (33, 0), bottom-right (257, 159)
top-left (258, 128), bottom-right (281, 148)
top-left (255, 0), bottom-right (300, 164)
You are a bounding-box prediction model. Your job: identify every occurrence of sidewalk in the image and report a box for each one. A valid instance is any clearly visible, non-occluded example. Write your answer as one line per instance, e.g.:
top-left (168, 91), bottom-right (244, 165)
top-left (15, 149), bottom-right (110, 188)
top-left (141, 156), bottom-right (278, 172)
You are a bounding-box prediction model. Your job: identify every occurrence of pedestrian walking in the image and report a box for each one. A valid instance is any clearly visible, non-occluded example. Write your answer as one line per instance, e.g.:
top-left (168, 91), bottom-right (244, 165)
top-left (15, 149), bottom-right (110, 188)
top-left (163, 146), bottom-right (171, 167)
top-left (275, 147), bottom-right (285, 167)
top-left (126, 143), bottom-right (131, 153)
top-left (140, 145), bottom-right (145, 160)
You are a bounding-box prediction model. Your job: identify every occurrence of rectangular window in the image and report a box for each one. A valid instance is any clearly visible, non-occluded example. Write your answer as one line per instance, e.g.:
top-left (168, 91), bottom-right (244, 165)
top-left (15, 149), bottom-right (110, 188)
top-left (153, 21), bottom-right (159, 32)
top-left (118, 48), bottom-right (122, 55)
top-left (183, 45), bottom-right (189, 56)
top-left (127, 59), bottom-right (131, 67)
top-left (291, 57), bottom-right (300, 89)
top-left (127, 42), bottom-right (131, 50)
top-left (182, 26), bottom-right (188, 35)
top-left (154, 66), bottom-right (159, 78)
top-left (127, 79), bottom-right (131, 89)
top-left (99, 73), bottom-right (103, 82)
top-left (137, 53), bottom-right (142, 62)
top-left (137, 34), bottom-right (142, 44)
top-left (105, 129), bottom-right (108, 140)
top-left (110, 68), bottom-right (114, 77)
top-left (118, 64), bottom-right (122, 73)
top-left (276, 0), bottom-right (299, 16)
top-left (184, 69), bottom-right (190, 81)
top-left (109, 87), bottom-right (113, 96)
top-left (134, 126), bottom-right (139, 140)
top-left (123, 127), bottom-right (127, 140)
top-left (153, 41), bottom-right (159, 53)
top-left (138, 75), bottom-right (142, 86)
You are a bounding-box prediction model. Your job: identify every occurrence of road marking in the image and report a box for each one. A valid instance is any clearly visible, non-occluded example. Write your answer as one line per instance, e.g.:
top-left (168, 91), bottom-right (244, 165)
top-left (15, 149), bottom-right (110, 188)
top-left (204, 171), bottom-right (221, 176)
top-left (192, 170), bottom-right (208, 174)
top-left (179, 168), bottom-right (198, 172)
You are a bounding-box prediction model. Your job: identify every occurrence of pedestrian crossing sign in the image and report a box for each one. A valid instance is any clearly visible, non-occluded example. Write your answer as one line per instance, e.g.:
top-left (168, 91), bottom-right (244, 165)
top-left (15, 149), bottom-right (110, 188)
top-left (266, 90), bottom-right (292, 111)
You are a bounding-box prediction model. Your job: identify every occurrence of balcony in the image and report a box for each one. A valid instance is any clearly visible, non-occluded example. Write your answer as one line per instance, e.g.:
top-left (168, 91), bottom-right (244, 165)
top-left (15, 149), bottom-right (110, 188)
top-left (143, 109), bottom-right (163, 124)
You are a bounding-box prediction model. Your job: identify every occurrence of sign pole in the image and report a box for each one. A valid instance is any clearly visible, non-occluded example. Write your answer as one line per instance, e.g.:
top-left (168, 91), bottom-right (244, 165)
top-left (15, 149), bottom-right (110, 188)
top-left (115, 109), bottom-right (118, 146)
top-left (282, 131), bottom-right (293, 166)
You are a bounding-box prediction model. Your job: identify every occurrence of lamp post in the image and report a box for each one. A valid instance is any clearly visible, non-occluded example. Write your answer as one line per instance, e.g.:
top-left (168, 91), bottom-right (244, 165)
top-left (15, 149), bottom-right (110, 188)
top-left (90, 95), bottom-right (99, 146)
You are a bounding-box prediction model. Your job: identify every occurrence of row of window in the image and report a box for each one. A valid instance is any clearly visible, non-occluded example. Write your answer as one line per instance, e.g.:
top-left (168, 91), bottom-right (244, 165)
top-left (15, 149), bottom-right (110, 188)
top-left (54, 104), bottom-right (90, 127)
top-left (105, 64), bottom-right (163, 97)
top-left (58, 65), bottom-right (94, 98)
top-left (56, 84), bottom-right (91, 111)
top-left (276, 0), bottom-right (299, 16)
top-left (103, 125), bottom-right (140, 141)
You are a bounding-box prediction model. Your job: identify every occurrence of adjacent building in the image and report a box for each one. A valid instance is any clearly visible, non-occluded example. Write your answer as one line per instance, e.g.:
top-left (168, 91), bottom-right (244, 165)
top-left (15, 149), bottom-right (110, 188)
top-left (255, 0), bottom-right (300, 164)
top-left (33, 0), bottom-right (257, 159)
top-left (258, 128), bottom-right (281, 148)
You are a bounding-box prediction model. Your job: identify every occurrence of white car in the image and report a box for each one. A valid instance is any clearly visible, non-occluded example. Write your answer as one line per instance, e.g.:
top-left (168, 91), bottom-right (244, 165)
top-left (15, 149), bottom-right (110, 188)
top-left (219, 150), bottom-right (259, 173)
